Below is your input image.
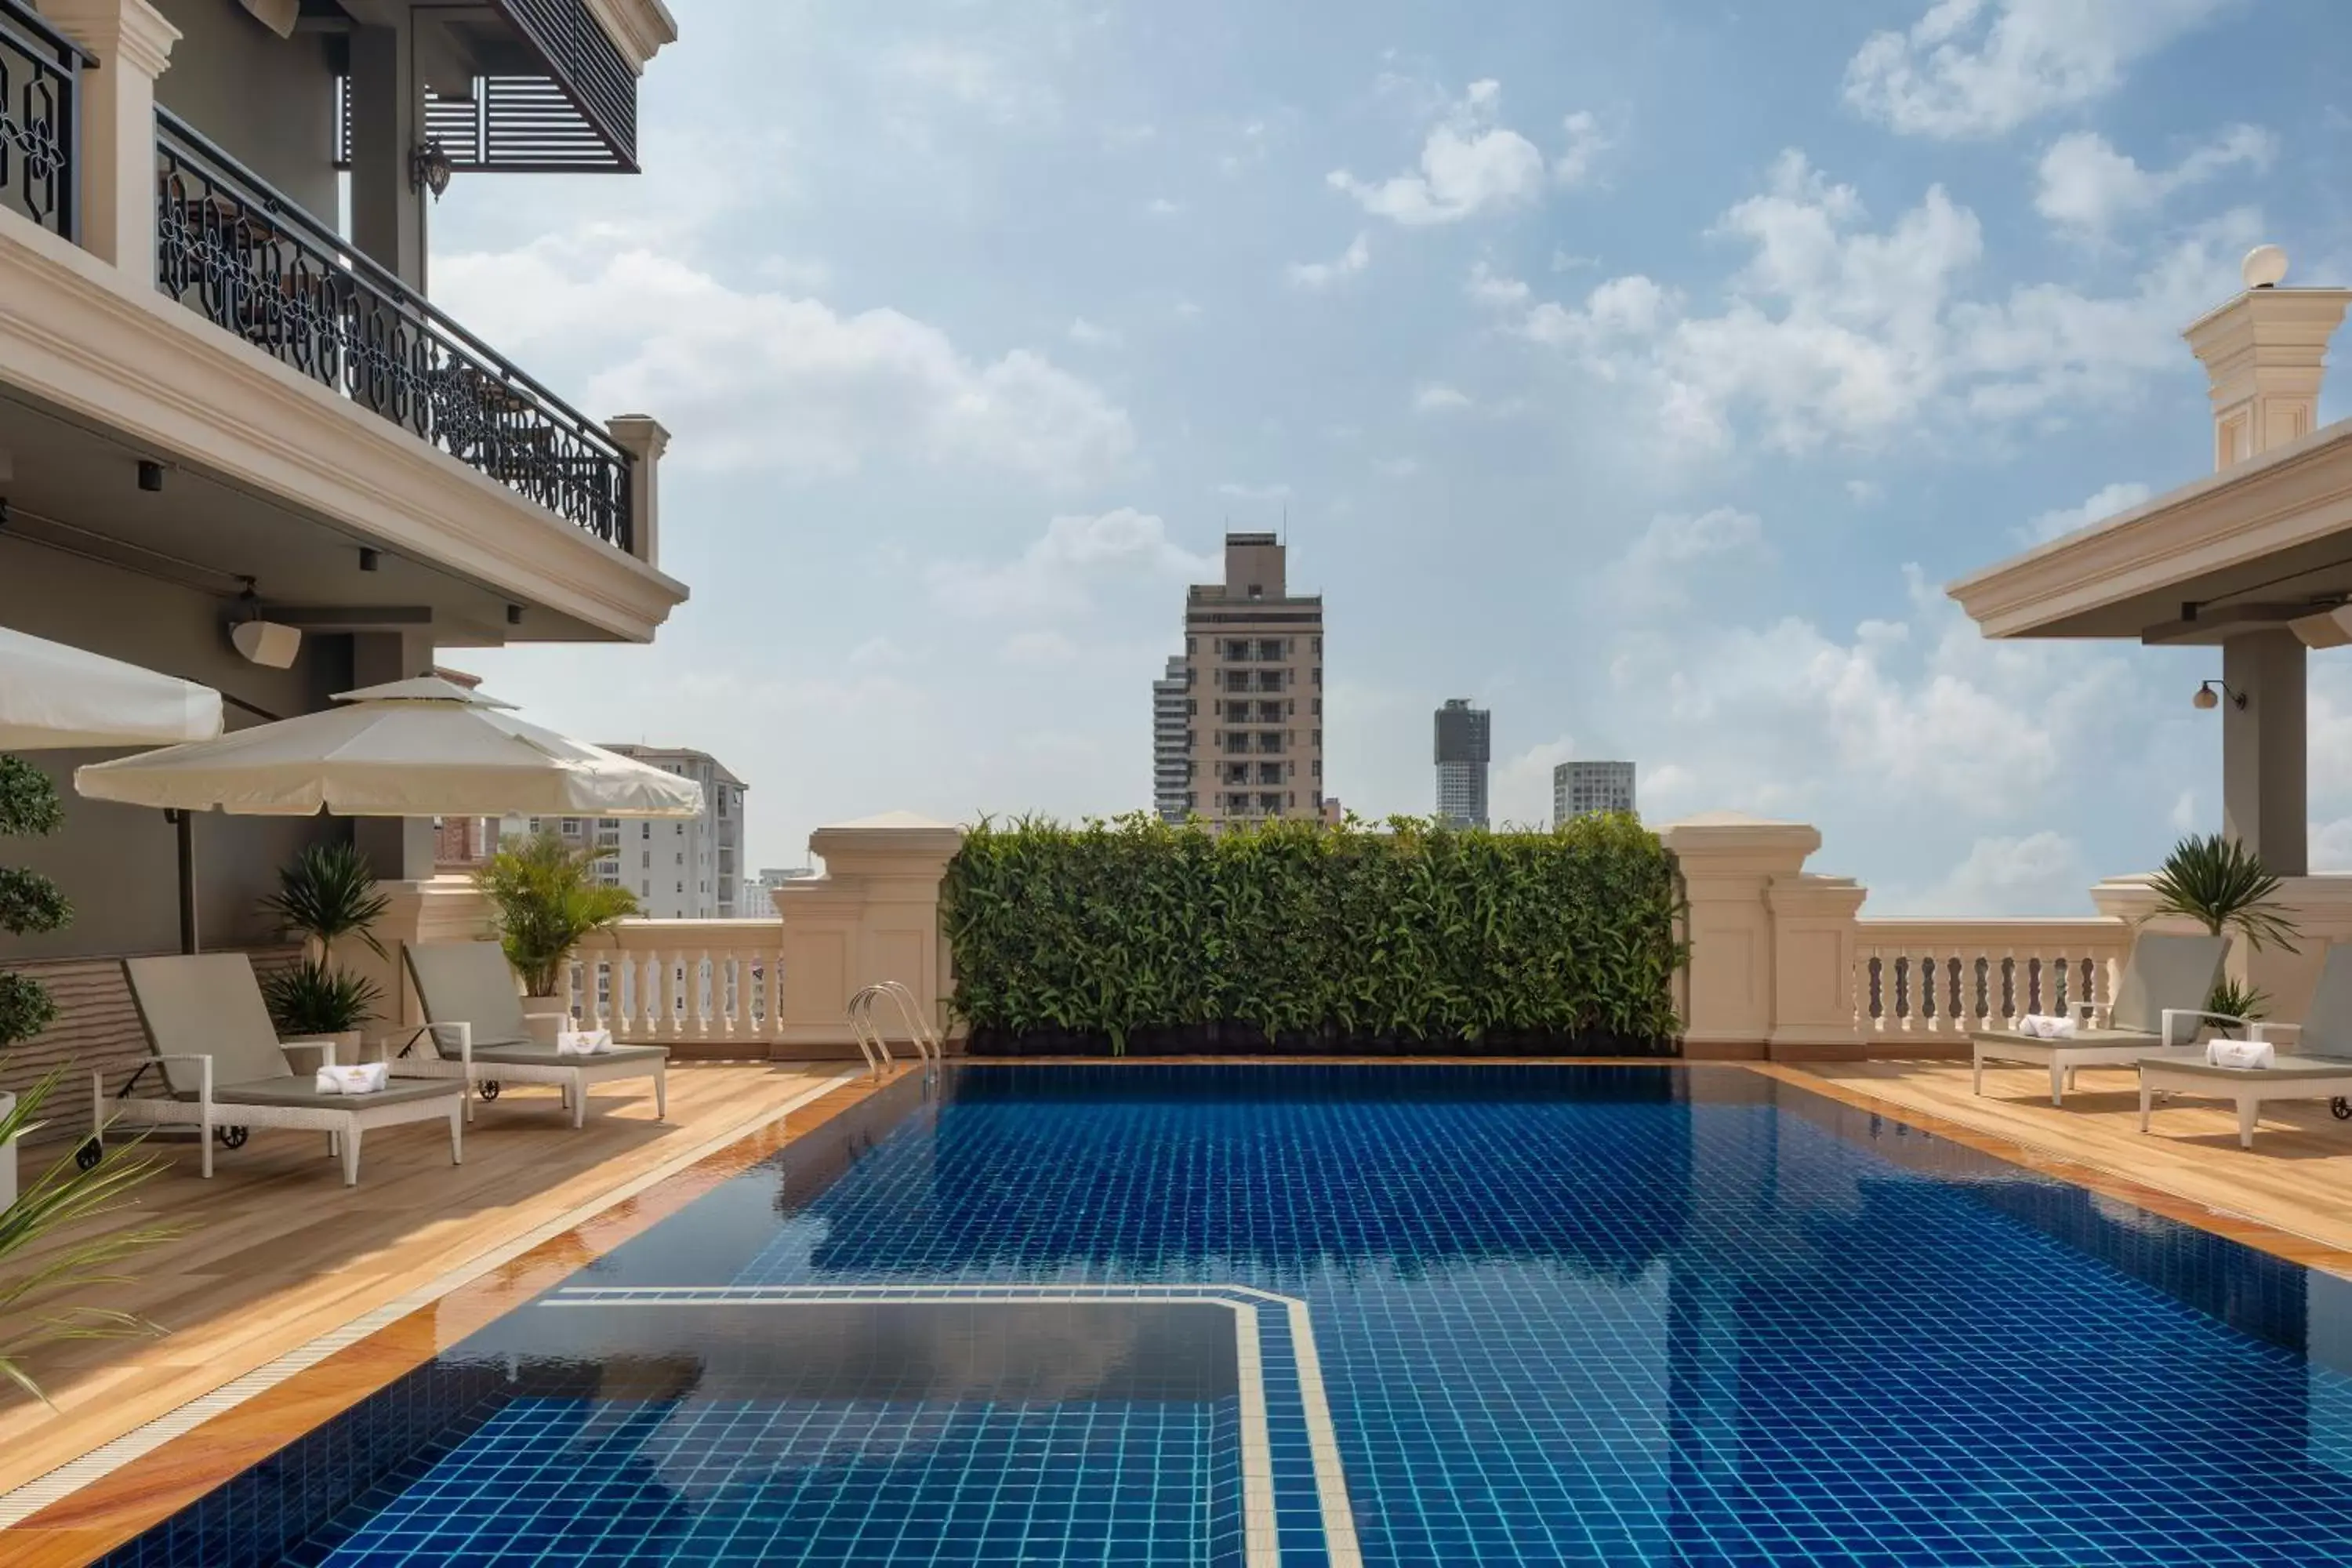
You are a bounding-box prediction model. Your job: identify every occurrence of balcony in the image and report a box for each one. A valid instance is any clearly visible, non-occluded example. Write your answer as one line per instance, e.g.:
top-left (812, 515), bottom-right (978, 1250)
top-left (0, 2), bottom-right (82, 241)
top-left (155, 112), bottom-right (631, 550)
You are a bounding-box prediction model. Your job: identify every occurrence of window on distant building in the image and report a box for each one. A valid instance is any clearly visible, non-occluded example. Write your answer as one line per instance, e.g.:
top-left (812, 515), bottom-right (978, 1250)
top-left (641, 822), bottom-right (651, 839)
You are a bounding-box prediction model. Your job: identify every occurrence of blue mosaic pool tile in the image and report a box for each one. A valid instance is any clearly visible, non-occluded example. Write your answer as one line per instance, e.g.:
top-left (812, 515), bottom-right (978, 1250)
top-left (300, 1396), bottom-right (1232, 1567)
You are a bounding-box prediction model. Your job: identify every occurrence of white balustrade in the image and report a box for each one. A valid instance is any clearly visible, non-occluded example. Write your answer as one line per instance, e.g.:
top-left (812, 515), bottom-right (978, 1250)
top-left (1853, 920), bottom-right (2129, 1036)
top-left (563, 920), bottom-right (788, 1051)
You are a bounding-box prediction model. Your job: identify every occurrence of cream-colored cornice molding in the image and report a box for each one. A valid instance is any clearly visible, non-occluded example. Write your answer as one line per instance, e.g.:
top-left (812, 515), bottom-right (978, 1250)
top-left (1947, 418), bottom-right (2352, 638)
top-left (583, 0), bottom-right (677, 71)
top-left (0, 213), bottom-right (686, 642)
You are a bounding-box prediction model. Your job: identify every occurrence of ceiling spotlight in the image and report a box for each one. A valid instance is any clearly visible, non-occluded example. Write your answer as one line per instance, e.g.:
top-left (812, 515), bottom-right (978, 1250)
top-left (137, 459), bottom-right (165, 492)
top-left (358, 546), bottom-right (380, 572)
top-left (506, 603), bottom-right (522, 626)
top-left (2194, 680), bottom-right (2246, 712)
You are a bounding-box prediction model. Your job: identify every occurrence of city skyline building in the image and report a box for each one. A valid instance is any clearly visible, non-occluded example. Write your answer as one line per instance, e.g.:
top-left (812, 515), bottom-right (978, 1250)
top-left (1434, 699), bottom-right (1491, 829)
top-left (1170, 533), bottom-right (1325, 828)
top-left (1153, 654), bottom-right (1195, 820)
top-left (1554, 760), bottom-right (1637, 825)
top-left (521, 746), bottom-right (749, 918)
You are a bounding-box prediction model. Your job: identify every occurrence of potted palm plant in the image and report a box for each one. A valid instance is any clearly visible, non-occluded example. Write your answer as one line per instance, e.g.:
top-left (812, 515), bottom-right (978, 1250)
top-left (2146, 833), bottom-right (2299, 1023)
top-left (474, 833), bottom-right (638, 1030)
top-left (258, 841), bottom-right (389, 1061)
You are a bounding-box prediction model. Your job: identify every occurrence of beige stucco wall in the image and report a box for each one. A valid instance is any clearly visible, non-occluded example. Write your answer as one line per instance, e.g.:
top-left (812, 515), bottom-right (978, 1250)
top-left (0, 546), bottom-right (347, 958)
top-left (148, 0), bottom-right (340, 220)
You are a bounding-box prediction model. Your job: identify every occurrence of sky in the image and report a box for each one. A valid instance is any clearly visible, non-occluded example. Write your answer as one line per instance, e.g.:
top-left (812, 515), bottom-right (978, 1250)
top-left (431, 0), bottom-right (2352, 915)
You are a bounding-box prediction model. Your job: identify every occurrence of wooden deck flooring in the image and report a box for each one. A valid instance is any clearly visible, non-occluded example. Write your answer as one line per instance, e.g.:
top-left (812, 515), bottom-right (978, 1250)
top-left (0, 1063), bottom-right (855, 1510)
top-left (1782, 1058), bottom-right (2352, 1271)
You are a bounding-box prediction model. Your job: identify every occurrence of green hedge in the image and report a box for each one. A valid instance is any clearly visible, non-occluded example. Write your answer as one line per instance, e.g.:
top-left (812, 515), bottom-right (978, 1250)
top-left (942, 812), bottom-right (1686, 1053)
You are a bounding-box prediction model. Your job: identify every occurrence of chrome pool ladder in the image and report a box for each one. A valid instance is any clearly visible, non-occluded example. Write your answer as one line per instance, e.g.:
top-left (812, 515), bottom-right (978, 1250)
top-left (846, 981), bottom-right (942, 1077)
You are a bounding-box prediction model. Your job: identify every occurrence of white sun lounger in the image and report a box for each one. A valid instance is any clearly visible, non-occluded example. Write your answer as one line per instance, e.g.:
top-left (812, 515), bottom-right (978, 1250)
top-left (104, 953), bottom-right (464, 1185)
top-left (1970, 932), bottom-right (2230, 1105)
top-left (394, 942), bottom-right (667, 1127)
top-left (2139, 942), bottom-right (2352, 1149)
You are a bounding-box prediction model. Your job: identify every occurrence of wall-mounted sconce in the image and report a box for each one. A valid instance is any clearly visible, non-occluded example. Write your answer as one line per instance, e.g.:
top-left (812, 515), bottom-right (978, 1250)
top-left (2193, 680), bottom-right (2247, 711)
top-left (409, 140), bottom-right (453, 201)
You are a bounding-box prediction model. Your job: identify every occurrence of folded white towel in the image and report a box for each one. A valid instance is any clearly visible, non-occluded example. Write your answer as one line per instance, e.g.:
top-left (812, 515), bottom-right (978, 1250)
top-left (2205, 1039), bottom-right (2275, 1070)
top-left (2016, 1014), bottom-right (2079, 1040)
top-left (557, 1029), bottom-right (612, 1057)
top-left (314, 1062), bottom-right (389, 1095)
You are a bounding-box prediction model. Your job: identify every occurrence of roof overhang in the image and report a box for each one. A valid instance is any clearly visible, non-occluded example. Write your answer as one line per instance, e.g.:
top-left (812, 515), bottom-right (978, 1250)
top-left (1947, 415), bottom-right (2352, 643)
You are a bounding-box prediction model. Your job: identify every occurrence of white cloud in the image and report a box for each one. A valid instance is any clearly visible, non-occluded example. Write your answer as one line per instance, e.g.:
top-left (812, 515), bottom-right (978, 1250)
top-left (1414, 383), bottom-right (1473, 412)
top-left (1328, 81), bottom-right (1548, 226)
top-left (1374, 456), bottom-right (1420, 478)
top-left (1476, 151), bottom-right (2256, 453)
top-left (2169, 790), bottom-right (2198, 834)
top-left (2034, 125), bottom-right (2276, 236)
top-left (1067, 317), bottom-right (1123, 349)
top-left (1554, 111), bottom-right (1611, 187)
top-left (1000, 630), bottom-right (1080, 666)
top-left (1494, 737), bottom-right (1577, 827)
top-left (1143, 197), bottom-right (1183, 217)
top-left (1465, 261), bottom-right (1532, 310)
top-left (2020, 480), bottom-right (2152, 543)
top-left (1846, 479), bottom-right (1885, 505)
top-left (1843, 0), bottom-right (2239, 140)
top-left (1879, 832), bottom-right (2092, 916)
top-left (434, 237), bottom-right (1134, 485)
top-left (1216, 481), bottom-right (1291, 501)
top-left (880, 41), bottom-right (1056, 129)
top-left (1287, 232), bottom-right (1370, 289)
top-left (926, 510), bottom-right (1218, 618)
top-left (1608, 507), bottom-right (1769, 608)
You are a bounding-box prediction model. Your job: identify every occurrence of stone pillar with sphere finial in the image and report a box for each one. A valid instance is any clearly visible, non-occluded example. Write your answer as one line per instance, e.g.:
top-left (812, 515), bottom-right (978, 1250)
top-left (2183, 245), bottom-right (2352, 1013)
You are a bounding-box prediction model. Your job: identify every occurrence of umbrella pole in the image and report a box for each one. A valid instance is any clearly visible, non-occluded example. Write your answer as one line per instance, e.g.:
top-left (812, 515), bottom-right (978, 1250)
top-left (166, 809), bottom-right (198, 954)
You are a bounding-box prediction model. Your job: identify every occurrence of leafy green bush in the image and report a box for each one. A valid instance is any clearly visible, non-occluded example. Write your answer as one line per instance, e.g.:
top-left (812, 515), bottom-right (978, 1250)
top-left (942, 812), bottom-right (1686, 1053)
top-left (2148, 833), bottom-right (2298, 953)
top-left (0, 756), bottom-right (71, 1054)
top-left (260, 956), bottom-right (384, 1037)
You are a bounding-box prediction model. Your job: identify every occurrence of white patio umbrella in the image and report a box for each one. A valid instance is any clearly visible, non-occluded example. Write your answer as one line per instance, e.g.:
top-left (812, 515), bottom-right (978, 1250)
top-left (0, 626), bottom-right (223, 751)
top-left (73, 676), bottom-right (704, 818)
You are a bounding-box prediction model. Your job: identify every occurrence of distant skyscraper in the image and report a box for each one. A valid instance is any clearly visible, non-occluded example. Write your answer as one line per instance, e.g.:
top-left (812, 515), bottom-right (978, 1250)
top-left (1166, 533), bottom-right (1325, 828)
top-left (1433, 699), bottom-right (1490, 828)
top-left (1554, 760), bottom-right (1636, 825)
top-left (1152, 655), bottom-right (1195, 820)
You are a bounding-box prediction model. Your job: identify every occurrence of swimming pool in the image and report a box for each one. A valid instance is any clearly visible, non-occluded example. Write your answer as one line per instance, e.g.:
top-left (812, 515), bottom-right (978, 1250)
top-left (103, 1064), bottom-right (2352, 1565)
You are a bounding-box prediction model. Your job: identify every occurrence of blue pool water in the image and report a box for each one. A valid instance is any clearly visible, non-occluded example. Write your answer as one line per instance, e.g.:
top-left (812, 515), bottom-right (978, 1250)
top-left (108, 1065), bottom-right (2352, 1566)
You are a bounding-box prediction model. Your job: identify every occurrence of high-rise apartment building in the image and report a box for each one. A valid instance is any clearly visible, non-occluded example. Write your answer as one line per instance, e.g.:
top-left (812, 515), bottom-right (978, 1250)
top-left (1152, 655), bottom-right (1196, 820)
top-left (1434, 699), bottom-right (1490, 828)
top-left (528, 746), bottom-right (748, 918)
top-left (1172, 534), bottom-right (1325, 827)
top-left (1554, 760), bottom-right (1636, 824)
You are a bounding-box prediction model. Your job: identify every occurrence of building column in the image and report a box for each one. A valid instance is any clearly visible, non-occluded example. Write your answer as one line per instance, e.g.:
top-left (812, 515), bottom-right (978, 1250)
top-left (606, 415), bottom-right (670, 568)
top-left (345, 19), bottom-right (427, 291)
top-left (350, 630), bottom-right (436, 881)
top-left (42, 0), bottom-right (179, 276)
top-left (1658, 814), bottom-right (1865, 1060)
top-left (772, 814), bottom-right (966, 1060)
top-left (2222, 629), bottom-right (2307, 877)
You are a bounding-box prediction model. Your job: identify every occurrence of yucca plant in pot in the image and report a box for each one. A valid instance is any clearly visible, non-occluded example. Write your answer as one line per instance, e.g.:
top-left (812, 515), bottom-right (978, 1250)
top-left (2146, 833), bottom-right (2299, 1026)
top-left (258, 841), bottom-right (388, 1058)
top-left (474, 833), bottom-right (637, 1029)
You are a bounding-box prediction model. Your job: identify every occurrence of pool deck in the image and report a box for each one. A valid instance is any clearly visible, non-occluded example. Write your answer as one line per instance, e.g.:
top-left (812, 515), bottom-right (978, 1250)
top-left (0, 1061), bottom-right (891, 1555)
top-left (1778, 1058), bottom-right (2352, 1272)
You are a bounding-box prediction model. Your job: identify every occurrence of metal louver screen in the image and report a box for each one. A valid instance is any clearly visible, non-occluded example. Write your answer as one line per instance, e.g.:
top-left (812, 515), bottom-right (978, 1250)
top-left (335, 75), bottom-right (630, 174)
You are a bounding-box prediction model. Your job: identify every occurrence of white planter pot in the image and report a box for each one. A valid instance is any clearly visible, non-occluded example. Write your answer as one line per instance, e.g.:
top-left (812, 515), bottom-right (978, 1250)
top-left (521, 1001), bottom-right (567, 1047)
top-left (1, 1089), bottom-right (18, 1212)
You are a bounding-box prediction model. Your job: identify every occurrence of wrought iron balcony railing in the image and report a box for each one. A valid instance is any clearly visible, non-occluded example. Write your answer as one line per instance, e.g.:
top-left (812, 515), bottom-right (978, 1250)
top-left (154, 109), bottom-right (633, 551)
top-left (0, 0), bottom-right (85, 240)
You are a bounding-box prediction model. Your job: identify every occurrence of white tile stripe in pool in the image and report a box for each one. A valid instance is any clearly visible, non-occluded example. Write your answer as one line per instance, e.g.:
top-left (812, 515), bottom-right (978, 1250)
top-left (546, 1282), bottom-right (1367, 1568)
top-left (0, 1069), bottom-right (863, 1531)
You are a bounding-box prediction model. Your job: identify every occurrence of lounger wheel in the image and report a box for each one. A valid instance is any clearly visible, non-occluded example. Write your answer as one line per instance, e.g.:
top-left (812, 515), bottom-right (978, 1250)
top-left (478, 1080), bottom-right (501, 1101)
top-left (2334, 1098), bottom-right (2351, 1121)
top-left (214, 1124), bottom-right (249, 1149)
top-left (74, 1137), bottom-right (103, 1171)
